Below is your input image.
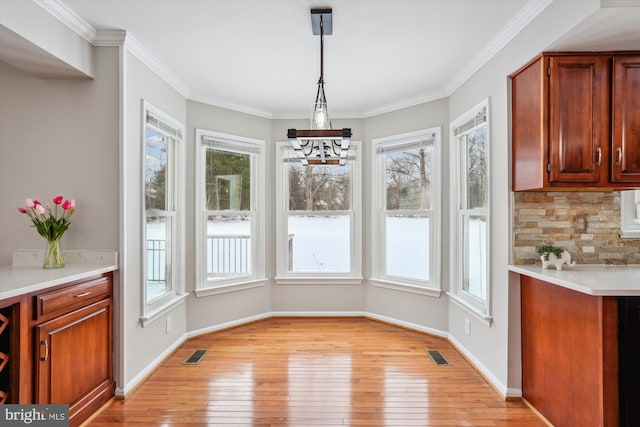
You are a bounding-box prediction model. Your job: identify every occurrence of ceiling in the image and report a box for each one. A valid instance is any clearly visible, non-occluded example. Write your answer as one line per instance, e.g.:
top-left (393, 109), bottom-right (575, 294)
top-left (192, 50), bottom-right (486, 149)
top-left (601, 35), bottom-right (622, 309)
top-left (26, 1), bottom-right (640, 118)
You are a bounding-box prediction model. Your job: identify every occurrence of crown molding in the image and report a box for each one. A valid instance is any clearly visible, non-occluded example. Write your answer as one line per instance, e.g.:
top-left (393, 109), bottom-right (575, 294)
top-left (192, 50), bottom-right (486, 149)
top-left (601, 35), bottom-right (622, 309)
top-left (94, 30), bottom-right (127, 46)
top-left (601, 0), bottom-right (640, 6)
top-left (122, 34), bottom-right (191, 98)
top-left (271, 110), bottom-right (367, 120)
top-left (33, 1), bottom-right (191, 98)
top-left (31, 0), bottom-right (566, 121)
top-left (361, 89), bottom-right (449, 118)
top-left (33, 0), bottom-right (96, 43)
top-left (444, 0), bottom-right (554, 95)
top-left (188, 94), bottom-right (274, 119)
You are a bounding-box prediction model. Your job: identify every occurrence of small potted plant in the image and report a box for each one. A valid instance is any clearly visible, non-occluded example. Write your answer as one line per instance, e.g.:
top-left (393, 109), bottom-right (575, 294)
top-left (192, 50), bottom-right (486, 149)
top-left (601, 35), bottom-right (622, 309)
top-left (537, 244), bottom-right (574, 270)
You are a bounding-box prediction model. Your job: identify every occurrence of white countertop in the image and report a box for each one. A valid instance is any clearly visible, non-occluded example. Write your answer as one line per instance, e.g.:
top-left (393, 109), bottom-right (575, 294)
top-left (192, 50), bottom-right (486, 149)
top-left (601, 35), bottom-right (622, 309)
top-left (0, 250), bottom-right (118, 300)
top-left (508, 264), bottom-right (640, 296)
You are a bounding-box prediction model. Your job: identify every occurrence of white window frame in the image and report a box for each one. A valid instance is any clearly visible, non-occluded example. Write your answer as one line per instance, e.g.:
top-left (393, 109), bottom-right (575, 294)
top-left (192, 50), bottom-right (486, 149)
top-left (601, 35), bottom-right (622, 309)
top-left (370, 128), bottom-right (442, 296)
top-left (621, 190), bottom-right (640, 239)
top-left (195, 129), bottom-right (266, 296)
top-left (275, 140), bottom-right (362, 284)
top-left (141, 101), bottom-right (186, 325)
top-left (448, 98), bottom-right (492, 325)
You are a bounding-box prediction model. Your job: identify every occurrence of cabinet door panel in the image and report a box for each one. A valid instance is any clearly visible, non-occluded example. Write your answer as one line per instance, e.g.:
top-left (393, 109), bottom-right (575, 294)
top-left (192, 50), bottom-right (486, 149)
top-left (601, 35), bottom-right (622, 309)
top-left (36, 299), bottom-right (112, 408)
top-left (549, 56), bottom-right (610, 184)
top-left (612, 55), bottom-right (640, 182)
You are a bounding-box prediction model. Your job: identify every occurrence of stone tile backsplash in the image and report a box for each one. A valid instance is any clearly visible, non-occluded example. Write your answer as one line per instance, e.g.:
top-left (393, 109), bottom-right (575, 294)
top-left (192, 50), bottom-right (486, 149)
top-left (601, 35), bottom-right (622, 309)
top-left (513, 191), bottom-right (640, 265)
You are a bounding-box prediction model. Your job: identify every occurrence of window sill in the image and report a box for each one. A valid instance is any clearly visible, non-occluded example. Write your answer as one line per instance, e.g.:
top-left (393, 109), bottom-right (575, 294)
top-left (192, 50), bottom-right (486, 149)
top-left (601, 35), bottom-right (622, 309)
top-left (195, 279), bottom-right (267, 297)
top-left (447, 292), bottom-right (493, 327)
top-left (370, 278), bottom-right (442, 297)
top-left (620, 229), bottom-right (640, 239)
top-left (140, 293), bottom-right (189, 327)
top-left (274, 276), bottom-right (364, 285)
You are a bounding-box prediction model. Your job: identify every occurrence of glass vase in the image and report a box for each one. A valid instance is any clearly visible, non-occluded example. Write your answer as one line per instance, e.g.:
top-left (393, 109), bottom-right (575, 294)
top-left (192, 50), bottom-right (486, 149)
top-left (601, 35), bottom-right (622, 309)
top-left (43, 238), bottom-right (65, 269)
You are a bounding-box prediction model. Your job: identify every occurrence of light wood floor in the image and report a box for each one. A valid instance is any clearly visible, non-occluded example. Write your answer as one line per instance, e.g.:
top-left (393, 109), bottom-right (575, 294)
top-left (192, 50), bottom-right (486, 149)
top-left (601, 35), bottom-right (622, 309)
top-left (88, 318), bottom-right (545, 426)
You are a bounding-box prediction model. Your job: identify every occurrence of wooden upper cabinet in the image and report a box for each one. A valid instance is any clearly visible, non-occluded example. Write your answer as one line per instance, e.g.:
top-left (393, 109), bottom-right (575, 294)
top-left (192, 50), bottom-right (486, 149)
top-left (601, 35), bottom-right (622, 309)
top-left (548, 55), bottom-right (610, 184)
top-left (612, 55), bottom-right (640, 183)
top-left (511, 51), bottom-right (640, 191)
top-left (511, 56), bottom-right (546, 191)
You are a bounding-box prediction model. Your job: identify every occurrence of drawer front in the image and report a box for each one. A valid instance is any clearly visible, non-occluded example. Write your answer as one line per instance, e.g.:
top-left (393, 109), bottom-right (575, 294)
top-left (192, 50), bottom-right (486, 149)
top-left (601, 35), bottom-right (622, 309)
top-left (35, 275), bottom-right (112, 321)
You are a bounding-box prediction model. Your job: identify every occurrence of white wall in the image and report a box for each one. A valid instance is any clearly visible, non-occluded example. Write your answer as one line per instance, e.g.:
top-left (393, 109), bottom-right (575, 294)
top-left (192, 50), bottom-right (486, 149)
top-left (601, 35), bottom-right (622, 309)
top-left (0, 0), bottom-right (94, 78)
top-left (447, 0), bottom-right (602, 395)
top-left (120, 49), bottom-right (188, 390)
top-left (363, 99), bottom-right (451, 332)
top-left (0, 48), bottom-right (118, 266)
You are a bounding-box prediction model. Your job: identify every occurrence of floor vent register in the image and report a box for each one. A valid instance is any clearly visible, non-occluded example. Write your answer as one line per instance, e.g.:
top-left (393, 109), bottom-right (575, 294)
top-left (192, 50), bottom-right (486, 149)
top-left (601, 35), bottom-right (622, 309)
top-left (425, 349), bottom-right (451, 366)
top-left (182, 349), bottom-right (208, 365)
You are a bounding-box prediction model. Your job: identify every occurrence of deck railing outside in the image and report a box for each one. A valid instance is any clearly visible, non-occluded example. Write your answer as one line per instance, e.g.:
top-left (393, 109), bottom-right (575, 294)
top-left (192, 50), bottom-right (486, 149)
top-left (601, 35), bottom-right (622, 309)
top-left (148, 234), bottom-right (294, 281)
top-left (147, 235), bottom-right (253, 282)
top-left (206, 234), bottom-right (250, 275)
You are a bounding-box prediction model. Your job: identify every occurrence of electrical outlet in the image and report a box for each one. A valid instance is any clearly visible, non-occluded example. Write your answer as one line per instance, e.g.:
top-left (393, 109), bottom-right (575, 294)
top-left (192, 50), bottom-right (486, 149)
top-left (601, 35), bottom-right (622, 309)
top-left (464, 318), bottom-right (471, 336)
top-left (166, 316), bottom-right (172, 334)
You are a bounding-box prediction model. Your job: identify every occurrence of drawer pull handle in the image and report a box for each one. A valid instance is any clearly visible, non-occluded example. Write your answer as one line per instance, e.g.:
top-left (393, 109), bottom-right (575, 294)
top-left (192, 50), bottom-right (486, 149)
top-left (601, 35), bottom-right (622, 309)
top-left (595, 147), bottom-right (602, 166)
top-left (74, 291), bottom-right (92, 298)
top-left (40, 340), bottom-right (48, 362)
top-left (616, 147), bottom-right (622, 166)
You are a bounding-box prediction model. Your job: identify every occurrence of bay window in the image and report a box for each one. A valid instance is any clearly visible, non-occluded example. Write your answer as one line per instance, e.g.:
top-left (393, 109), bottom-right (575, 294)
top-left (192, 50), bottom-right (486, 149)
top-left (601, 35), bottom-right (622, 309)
top-left (195, 129), bottom-right (265, 294)
top-left (142, 102), bottom-right (184, 320)
top-left (371, 128), bottom-right (441, 294)
top-left (449, 99), bottom-right (491, 322)
top-left (275, 141), bottom-right (361, 283)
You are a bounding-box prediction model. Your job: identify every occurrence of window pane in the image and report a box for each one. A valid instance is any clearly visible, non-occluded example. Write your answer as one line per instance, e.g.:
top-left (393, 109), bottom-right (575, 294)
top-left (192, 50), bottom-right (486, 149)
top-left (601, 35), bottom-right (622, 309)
top-left (205, 148), bottom-right (251, 211)
top-left (463, 215), bottom-right (487, 300)
top-left (145, 127), bottom-right (168, 211)
top-left (385, 215), bottom-right (429, 281)
top-left (288, 215), bottom-right (350, 272)
top-left (146, 216), bottom-right (172, 302)
top-left (465, 126), bottom-right (487, 210)
top-left (386, 146), bottom-right (431, 210)
top-left (288, 163), bottom-right (351, 211)
top-left (207, 215), bottom-right (251, 277)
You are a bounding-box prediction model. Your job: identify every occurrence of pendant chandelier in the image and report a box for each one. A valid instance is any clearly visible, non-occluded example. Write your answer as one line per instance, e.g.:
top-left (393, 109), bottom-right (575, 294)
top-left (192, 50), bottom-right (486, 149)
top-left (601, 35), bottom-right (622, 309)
top-left (287, 8), bottom-right (351, 166)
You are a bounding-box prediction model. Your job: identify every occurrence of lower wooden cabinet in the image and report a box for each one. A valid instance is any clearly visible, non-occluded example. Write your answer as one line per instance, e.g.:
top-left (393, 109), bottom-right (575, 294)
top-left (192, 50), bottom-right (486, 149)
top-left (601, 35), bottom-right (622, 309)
top-left (35, 298), bottom-right (113, 426)
top-left (0, 272), bottom-right (115, 426)
top-left (32, 272), bottom-right (115, 427)
top-left (521, 276), bottom-right (618, 427)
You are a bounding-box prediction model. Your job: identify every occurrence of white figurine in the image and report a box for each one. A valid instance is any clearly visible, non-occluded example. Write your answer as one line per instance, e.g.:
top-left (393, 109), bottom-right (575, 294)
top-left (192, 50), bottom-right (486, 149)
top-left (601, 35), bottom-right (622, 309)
top-left (541, 250), bottom-right (575, 271)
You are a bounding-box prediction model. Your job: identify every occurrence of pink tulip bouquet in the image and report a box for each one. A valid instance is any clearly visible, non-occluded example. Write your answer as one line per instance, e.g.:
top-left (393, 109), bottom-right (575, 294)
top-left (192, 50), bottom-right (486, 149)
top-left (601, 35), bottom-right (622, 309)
top-left (17, 196), bottom-right (76, 268)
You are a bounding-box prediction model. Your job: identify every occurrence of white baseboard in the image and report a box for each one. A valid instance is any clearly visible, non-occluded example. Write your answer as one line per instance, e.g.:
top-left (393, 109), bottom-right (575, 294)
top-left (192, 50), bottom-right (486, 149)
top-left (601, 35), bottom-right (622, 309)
top-left (116, 311), bottom-right (521, 400)
top-left (365, 312), bottom-right (449, 339)
top-left (186, 312), bottom-right (272, 339)
top-left (447, 333), bottom-right (522, 399)
top-left (115, 332), bottom-right (188, 397)
top-left (271, 310), bottom-right (366, 317)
